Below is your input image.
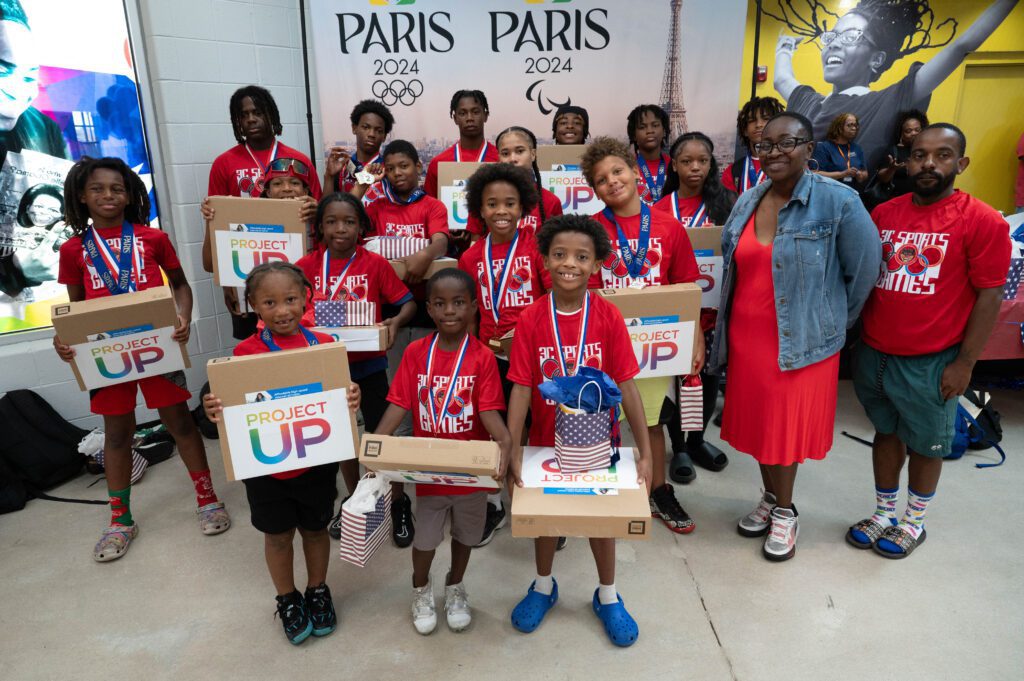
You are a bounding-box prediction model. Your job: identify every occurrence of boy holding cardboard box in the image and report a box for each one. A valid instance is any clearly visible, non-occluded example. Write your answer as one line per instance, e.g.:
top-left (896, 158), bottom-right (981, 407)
top-left (374, 268), bottom-right (511, 635)
top-left (54, 157), bottom-right (230, 563)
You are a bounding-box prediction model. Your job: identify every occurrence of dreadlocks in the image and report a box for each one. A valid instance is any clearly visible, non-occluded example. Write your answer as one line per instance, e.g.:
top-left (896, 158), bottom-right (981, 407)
top-left (449, 90), bottom-right (489, 117)
top-left (626, 104), bottom-right (670, 155)
top-left (63, 157), bottom-right (150, 235)
top-left (229, 85), bottom-right (283, 144)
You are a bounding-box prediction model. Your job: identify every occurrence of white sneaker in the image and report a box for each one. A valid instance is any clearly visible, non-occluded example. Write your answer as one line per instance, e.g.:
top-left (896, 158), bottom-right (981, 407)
top-left (412, 579), bottom-right (437, 635)
top-left (444, 581), bottom-right (472, 632)
top-left (737, 490), bottom-right (776, 537)
top-left (763, 507), bottom-right (799, 561)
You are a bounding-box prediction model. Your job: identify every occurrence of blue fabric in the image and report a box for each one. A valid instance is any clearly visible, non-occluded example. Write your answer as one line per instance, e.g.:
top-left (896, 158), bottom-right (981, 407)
top-left (812, 140), bottom-right (867, 174)
top-left (511, 580), bottom-right (558, 633)
top-left (538, 366), bottom-right (622, 412)
top-left (709, 171), bottom-right (881, 373)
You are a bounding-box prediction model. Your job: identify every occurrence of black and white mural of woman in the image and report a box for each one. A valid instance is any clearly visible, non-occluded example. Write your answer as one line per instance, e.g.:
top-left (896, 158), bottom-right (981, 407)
top-left (771, 0), bottom-right (1018, 171)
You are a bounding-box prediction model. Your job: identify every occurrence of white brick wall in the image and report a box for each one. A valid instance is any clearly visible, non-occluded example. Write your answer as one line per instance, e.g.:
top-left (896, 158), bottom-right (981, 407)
top-left (1, 0), bottom-right (323, 427)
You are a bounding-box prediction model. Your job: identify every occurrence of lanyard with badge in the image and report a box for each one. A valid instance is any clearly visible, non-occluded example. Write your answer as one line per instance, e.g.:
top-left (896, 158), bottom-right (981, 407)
top-left (669, 191), bottom-right (709, 227)
top-left (454, 142), bottom-right (489, 162)
top-left (424, 332), bottom-right (470, 433)
top-left (82, 222), bottom-right (141, 295)
top-left (637, 154), bottom-right (666, 202)
top-left (260, 325), bottom-right (319, 352)
top-left (603, 203), bottom-right (652, 281)
top-left (483, 231), bottom-right (520, 324)
top-left (548, 292), bottom-right (590, 377)
top-left (320, 249), bottom-right (359, 300)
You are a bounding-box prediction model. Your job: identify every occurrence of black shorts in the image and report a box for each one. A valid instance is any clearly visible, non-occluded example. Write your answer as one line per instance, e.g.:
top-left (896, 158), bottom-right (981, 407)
top-left (497, 357), bottom-right (530, 428)
top-left (355, 368), bottom-right (390, 433)
top-left (231, 312), bottom-right (259, 340)
top-left (242, 462), bottom-right (339, 534)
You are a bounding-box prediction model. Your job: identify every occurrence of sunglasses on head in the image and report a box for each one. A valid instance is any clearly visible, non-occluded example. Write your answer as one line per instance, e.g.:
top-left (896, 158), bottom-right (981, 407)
top-left (267, 158), bottom-right (310, 176)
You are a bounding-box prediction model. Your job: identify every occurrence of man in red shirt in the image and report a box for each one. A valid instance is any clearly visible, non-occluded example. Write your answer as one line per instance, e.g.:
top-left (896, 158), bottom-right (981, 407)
top-left (849, 124), bottom-right (1011, 559)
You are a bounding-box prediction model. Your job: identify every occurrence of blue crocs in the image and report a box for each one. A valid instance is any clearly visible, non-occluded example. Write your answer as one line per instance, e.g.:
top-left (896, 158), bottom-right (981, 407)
top-left (511, 580), bottom-right (558, 633)
top-left (592, 590), bottom-right (639, 647)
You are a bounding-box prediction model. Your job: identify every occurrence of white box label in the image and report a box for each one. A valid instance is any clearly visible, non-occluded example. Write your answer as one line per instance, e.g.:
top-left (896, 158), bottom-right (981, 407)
top-left (73, 325), bottom-right (185, 390)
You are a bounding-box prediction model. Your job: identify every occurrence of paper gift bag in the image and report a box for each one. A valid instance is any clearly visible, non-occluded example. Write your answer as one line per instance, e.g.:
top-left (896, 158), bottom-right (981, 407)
top-left (678, 374), bottom-right (703, 432)
top-left (338, 475), bottom-right (392, 567)
top-left (314, 300), bottom-right (377, 327)
top-left (364, 236), bottom-right (429, 260)
top-left (554, 403), bottom-right (614, 474)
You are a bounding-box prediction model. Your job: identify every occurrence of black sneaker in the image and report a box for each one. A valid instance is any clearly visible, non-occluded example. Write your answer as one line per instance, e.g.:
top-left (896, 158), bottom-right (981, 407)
top-left (650, 483), bottom-right (696, 534)
top-left (304, 583), bottom-right (337, 637)
top-left (327, 495), bottom-right (350, 540)
top-left (475, 502), bottom-right (507, 547)
top-left (556, 536), bottom-right (567, 551)
top-left (391, 492), bottom-right (415, 548)
top-left (275, 590), bottom-right (313, 645)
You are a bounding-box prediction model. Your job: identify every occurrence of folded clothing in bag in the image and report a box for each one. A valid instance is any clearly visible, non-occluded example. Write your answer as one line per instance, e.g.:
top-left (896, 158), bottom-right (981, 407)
top-left (365, 236), bottom-right (429, 260)
top-left (314, 300), bottom-right (377, 327)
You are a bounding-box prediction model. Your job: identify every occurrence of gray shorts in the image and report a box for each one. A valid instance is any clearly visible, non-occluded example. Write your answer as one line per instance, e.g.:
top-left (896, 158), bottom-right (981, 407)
top-left (413, 491), bottom-right (488, 551)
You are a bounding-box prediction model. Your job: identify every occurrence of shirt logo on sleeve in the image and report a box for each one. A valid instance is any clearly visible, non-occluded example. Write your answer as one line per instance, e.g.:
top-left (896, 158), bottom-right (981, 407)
top-left (877, 231), bottom-right (948, 295)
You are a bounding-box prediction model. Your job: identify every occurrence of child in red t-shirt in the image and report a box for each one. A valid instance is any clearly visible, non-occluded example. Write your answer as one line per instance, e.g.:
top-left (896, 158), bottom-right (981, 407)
top-left (323, 99), bottom-right (394, 195)
top-left (465, 127), bottom-right (564, 240)
top-left (580, 136), bottom-right (703, 535)
top-left (203, 262), bottom-right (361, 645)
top-left (654, 132), bottom-right (738, 481)
top-left (295, 192), bottom-right (416, 537)
top-left (423, 89), bottom-right (501, 198)
top-left (626, 104), bottom-right (672, 205)
top-left (375, 268), bottom-right (512, 635)
top-left (505, 214), bottom-right (653, 647)
top-left (53, 157), bottom-right (230, 563)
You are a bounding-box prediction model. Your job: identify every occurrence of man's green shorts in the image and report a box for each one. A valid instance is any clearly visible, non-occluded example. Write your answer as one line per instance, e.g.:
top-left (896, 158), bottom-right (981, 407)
top-left (852, 343), bottom-right (959, 458)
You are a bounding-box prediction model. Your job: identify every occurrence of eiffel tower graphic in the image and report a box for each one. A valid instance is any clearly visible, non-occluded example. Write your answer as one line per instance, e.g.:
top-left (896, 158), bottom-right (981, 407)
top-left (660, 0), bottom-right (688, 139)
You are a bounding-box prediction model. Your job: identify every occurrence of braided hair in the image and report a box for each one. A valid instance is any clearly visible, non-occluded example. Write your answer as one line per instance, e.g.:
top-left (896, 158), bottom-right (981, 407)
top-left (626, 104), bottom-right (670, 156)
top-left (496, 126), bottom-right (546, 226)
top-left (449, 90), bottom-right (489, 117)
top-left (313, 192), bottom-right (372, 243)
top-left (243, 261), bottom-right (313, 310)
top-left (229, 85), bottom-right (282, 144)
top-left (63, 157), bottom-right (150, 235)
top-left (661, 133), bottom-right (737, 225)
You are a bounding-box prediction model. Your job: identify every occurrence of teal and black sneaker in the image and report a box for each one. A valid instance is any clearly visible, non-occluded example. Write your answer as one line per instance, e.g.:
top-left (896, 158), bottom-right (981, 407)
top-left (305, 583), bottom-right (337, 637)
top-left (275, 591), bottom-right (313, 645)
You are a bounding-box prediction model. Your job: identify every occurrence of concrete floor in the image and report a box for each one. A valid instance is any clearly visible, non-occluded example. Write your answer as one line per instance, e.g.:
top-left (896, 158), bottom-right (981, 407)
top-left (1, 382), bottom-right (1021, 681)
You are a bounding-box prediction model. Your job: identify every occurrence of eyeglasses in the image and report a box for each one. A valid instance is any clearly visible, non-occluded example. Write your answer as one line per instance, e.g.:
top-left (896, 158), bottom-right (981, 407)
top-left (753, 137), bottom-right (810, 156)
top-left (820, 29), bottom-right (874, 47)
top-left (267, 158), bottom-right (310, 176)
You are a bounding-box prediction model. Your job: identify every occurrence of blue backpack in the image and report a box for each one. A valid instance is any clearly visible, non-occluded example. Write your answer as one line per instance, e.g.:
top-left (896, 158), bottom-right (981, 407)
top-left (947, 389), bottom-right (1005, 468)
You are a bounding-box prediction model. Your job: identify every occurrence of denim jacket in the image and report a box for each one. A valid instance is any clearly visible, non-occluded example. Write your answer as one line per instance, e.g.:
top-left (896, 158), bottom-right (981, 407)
top-left (709, 171), bottom-right (881, 373)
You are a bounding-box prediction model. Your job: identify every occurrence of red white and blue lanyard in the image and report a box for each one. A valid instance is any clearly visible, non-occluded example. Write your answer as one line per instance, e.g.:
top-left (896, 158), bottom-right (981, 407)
top-left (670, 191), bottom-right (709, 227)
top-left (353, 152), bottom-right (382, 173)
top-left (548, 292), bottom-right (590, 377)
top-left (637, 154), bottom-right (666, 203)
top-left (245, 140), bottom-right (279, 182)
top-left (424, 332), bottom-right (470, 433)
top-left (454, 142), bottom-right (490, 162)
top-left (260, 325), bottom-right (319, 352)
top-left (321, 249), bottom-right (358, 300)
top-left (603, 203), bottom-right (652, 280)
top-left (483, 231), bottom-right (519, 324)
top-left (741, 156), bottom-right (765, 192)
top-left (82, 222), bottom-right (141, 295)
top-left (381, 178), bottom-right (424, 205)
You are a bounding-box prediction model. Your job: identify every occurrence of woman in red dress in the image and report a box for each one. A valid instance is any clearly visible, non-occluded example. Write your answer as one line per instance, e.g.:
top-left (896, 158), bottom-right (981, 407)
top-left (710, 112), bottom-right (880, 562)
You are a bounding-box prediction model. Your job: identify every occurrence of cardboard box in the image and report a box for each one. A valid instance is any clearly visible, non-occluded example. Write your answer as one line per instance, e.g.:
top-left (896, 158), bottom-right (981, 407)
top-left (534, 145), bottom-right (604, 216)
top-left (359, 434), bottom-right (500, 489)
top-left (597, 283), bottom-right (701, 378)
top-left (438, 162), bottom-right (486, 231)
top-left (511, 448), bottom-right (650, 539)
top-left (206, 343), bottom-right (357, 481)
top-left (686, 226), bottom-right (724, 309)
top-left (206, 195), bottom-right (308, 287)
top-left (389, 257), bottom-right (458, 280)
top-left (536, 145), bottom-right (588, 170)
top-left (312, 325), bottom-right (388, 352)
top-left (50, 286), bottom-right (190, 391)
top-left (488, 328), bottom-right (514, 357)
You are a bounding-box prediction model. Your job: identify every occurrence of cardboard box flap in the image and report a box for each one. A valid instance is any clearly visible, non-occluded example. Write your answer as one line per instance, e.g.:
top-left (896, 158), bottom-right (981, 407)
top-left (597, 283), bottom-right (701, 318)
top-left (686, 226), bottom-right (724, 255)
top-left (390, 257), bottom-right (458, 280)
top-left (437, 162), bottom-right (486, 189)
top-left (360, 434), bottom-right (499, 477)
top-left (536, 145), bottom-right (588, 169)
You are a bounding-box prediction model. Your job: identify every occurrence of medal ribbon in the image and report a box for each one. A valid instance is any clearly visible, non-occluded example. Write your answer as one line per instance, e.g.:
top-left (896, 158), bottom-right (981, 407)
top-left (742, 156), bottom-right (765, 192)
top-left (321, 249), bottom-right (359, 300)
top-left (381, 178), bottom-right (425, 205)
top-left (244, 140), bottom-right (279, 191)
top-left (483, 231), bottom-right (520, 325)
top-left (548, 292), bottom-right (590, 377)
top-left (82, 222), bottom-right (139, 295)
top-left (603, 203), bottom-right (652, 280)
top-left (424, 332), bottom-right (470, 434)
top-left (637, 154), bottom-right (666, 202)
top-left (454, 142), bottom-right (489, 163)
top-left (260, 325), bottom-right (319, 352)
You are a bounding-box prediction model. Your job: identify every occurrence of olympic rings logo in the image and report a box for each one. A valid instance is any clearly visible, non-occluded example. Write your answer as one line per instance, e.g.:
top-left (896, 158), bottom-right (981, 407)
top-left (882, 241), bottom-right (945, 276)
top-left (372, 79), bottom-right (424, 106)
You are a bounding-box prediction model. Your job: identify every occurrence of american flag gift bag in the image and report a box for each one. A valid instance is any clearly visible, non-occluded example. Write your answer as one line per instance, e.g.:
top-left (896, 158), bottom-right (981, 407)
top-left (314, 300), bottom-right (377, 327)
top-left (553, 380), bottom-right (614, 474)
top-left (678, 375), bottom-right (704, 432)
top-left (365, 236), bottom-right (430, 260)
top-left (339, 474), bottom-right (392, 567)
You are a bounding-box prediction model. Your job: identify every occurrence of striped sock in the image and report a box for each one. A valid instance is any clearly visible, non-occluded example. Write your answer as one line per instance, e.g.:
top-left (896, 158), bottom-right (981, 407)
top-left (869, 487), bottom-right (899, 529)
top-left (109, 486), bottom-right (134, 526)
top-left (189, 469), bottom-right (219, 507)
top-left (899, 487), bottom-right (935, 540)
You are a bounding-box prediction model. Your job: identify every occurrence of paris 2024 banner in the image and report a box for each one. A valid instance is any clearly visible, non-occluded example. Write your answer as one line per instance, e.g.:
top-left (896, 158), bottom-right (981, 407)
top-left (310, 0), bottom-right (748, 174)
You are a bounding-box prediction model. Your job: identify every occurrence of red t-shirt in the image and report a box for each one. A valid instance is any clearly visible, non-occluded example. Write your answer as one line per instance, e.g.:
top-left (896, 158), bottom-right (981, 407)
top-left (364, 194), bottom-right (449, 241)
top-left (295, 245), bottom-right (412, 362)
top-left (387, 333), bottom-right (506, 496)
top-left (636, 154), bottom-right (671, 205)
top-left (208, 142), bottom-right (322, 200)
top-left (862, 191), bottom-right (1012, 356)
top-left (722, 156), bottom-right (765, 194)
top-left (458, 230), bottom-right (548, 346)
top-left (507, 292), bottom-right (639, 447)
top-left (233, 329), bottom-right (336, 479)
top-left (653, 193), bottom-right (712, 227)
top-left (424, 142), bottom-right (500, 198)
top-left (465, 188), bottom-right (564, 236)
top-left (58, 224), bottom-right (181, 299)
top-left (593, 209), bottom-right (699, 289)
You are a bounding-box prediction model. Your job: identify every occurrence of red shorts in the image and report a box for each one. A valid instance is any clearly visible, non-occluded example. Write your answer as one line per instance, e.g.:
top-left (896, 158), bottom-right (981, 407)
top-left (89, 370), bottom-right (191, 416)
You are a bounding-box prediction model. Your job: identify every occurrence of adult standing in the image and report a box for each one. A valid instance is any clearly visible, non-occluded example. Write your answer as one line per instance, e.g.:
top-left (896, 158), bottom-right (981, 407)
top-left (709, 112), bottom-right (880, 562)
top-left (812, 113), bottom-right (869, 190)
top-left (848, 124), bottom-right (1010, 558)
top-left (202, 85), bottom-right (321, 340)
top-left (862, 109), bottom-right (929, 212)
